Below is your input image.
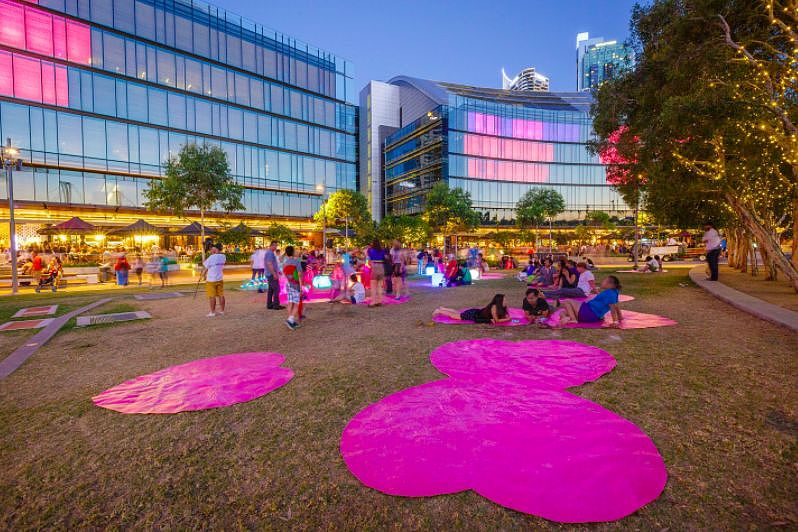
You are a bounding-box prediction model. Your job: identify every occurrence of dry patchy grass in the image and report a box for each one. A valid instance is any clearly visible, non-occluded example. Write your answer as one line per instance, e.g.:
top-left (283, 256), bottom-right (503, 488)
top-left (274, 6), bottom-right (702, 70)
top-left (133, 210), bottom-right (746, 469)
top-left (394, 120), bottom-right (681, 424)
top-left (0, 270), bottom-right (796, 529)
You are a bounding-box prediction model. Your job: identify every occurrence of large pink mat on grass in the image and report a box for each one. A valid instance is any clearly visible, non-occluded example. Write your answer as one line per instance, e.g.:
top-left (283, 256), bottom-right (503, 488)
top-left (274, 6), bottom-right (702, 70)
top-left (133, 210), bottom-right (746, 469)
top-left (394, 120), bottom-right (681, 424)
top-left (93, 352), bottom-right (293, 414)
top-left (341, 339), bottom-right (667, 523)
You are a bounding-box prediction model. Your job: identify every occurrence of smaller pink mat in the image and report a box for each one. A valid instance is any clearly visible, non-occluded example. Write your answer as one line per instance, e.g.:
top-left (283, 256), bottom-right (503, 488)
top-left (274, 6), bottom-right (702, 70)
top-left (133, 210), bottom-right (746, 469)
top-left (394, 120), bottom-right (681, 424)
top-left (547, 294), bottom-right (635, 303)
top-left (360, 295), bottom-right (410, 306)
top-left (93, 352), bottom-right (293, 414)
top-left (549, 309), bottom-right (677, 330)
top-left (616, 270), bottom-right (668, 274)
top-left (479, 272), bottom-right (505, 280)
top-left (433, 307), bottom-right (530, 326)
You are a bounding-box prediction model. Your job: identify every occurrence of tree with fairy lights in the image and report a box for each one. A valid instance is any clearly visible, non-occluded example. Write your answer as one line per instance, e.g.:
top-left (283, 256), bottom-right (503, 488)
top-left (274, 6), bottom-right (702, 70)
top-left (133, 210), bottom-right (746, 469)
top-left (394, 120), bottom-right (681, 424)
top-left (591, 0), bottom-right (798, 290)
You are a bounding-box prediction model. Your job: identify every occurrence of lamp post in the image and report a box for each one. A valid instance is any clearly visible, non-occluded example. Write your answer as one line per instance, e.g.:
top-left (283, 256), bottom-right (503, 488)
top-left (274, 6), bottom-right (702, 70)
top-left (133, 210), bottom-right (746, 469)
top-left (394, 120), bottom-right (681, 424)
top-left (2, 138), bottom-right (21, 295)
top-left (316, 184), bottom-right (328, 262)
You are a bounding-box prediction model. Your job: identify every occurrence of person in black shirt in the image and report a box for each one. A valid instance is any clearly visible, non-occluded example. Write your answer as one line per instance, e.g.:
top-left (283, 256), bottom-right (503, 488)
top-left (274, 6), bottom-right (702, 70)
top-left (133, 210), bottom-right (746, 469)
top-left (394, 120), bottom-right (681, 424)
top-left (522, 288), bottom-right (552, 320)
top-left (433, 294), bottom-right (511, 324)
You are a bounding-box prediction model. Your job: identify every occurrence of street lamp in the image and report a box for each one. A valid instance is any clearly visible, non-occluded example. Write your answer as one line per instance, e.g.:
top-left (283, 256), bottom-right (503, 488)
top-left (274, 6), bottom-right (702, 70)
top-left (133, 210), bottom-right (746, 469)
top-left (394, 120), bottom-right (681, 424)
top-left (316, 183), bottom-right (328, 261)
top-left (2, 138), bottom-right (21, 295)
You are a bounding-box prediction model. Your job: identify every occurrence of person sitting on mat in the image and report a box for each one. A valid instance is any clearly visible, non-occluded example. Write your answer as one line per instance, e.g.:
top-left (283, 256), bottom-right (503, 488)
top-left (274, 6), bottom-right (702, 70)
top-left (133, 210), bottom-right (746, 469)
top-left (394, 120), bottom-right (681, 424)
top-left (549, 275), bottom-right (623, 328)
top-left (543, 261), bottom-right (596, 299)
top-left (522, 288), bottom-right (552, 321)
top-left (528, 258), bottom-right (555, 287)
top-left (433, 294), bottom-right (511, 325)
top-left (639, 255), bottom-right (660, 273)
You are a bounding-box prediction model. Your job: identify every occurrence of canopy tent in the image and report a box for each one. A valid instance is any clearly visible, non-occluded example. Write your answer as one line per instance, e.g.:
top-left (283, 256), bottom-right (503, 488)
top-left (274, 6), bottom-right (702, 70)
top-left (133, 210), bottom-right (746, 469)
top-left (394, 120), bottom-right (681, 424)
top-left (172, 222), bottom-right (217, 236)
top-left (108, 219), bottom-right (164, 236)
top-left (38, 217), bottom-right (98, 235)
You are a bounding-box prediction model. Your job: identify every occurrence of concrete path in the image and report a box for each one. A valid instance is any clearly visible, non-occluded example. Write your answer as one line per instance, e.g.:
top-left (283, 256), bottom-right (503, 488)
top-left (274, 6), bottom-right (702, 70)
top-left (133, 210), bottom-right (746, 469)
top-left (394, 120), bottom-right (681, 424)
top-left (689, 266), bottom-right (798, 332)
top-left (0, 298), bottom-right (113, 379)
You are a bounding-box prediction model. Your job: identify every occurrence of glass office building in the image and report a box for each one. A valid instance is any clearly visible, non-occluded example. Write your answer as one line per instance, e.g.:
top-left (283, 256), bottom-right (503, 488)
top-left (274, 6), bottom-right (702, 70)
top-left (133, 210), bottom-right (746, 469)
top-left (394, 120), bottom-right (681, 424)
top-left (576, 32), bottom-right (633, 92)
top-left (0, 0), bottom-right (357, 244)
top-left (373, 76), bottom-right (629, 224)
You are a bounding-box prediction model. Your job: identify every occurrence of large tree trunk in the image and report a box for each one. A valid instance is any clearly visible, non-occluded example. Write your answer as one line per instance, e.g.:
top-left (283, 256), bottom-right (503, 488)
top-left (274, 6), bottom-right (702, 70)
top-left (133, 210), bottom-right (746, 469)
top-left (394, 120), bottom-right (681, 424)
top-left (726, 193), bottom-right (798, 292)
top-left (792, 189), bottom-right (798, 270)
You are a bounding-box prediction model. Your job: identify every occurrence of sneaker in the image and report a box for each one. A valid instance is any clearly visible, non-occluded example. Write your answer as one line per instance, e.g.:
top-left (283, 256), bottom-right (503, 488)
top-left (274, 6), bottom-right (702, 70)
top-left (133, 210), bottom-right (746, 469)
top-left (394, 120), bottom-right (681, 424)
top-left (217, 311), bottom-right (224, 316)
top-left (206, 312), bottom-right (216, 317)
top-left (285, 320), bottom-right (297, 330)
top-left (273, 305), bottom-right (286, 310)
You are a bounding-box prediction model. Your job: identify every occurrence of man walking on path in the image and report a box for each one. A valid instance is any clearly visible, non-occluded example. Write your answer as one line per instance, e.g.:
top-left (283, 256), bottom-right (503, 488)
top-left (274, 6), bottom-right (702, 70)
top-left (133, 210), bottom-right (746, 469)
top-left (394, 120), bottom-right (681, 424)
top-left (203, 244), bottom-right (227, 317)
top-left (264, 240), bottom-right (284, 310)
top-left (702, 222), bottom-right (722, 281)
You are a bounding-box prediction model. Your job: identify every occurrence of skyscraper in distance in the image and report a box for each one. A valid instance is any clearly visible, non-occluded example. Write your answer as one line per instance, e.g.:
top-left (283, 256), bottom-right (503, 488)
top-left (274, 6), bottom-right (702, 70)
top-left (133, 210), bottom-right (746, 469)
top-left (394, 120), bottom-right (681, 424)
top-left (576, 32), bottom-right (634, 91)
top-left (501, 67), bottom-right (550, 92)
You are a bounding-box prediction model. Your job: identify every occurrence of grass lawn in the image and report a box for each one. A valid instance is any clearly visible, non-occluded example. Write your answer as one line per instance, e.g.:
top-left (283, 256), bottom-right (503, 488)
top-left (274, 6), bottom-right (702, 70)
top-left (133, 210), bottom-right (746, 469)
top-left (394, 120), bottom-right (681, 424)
top-left (716, 265), bottom-right (798, 312)
top-left (0, 270), bottom-right (796, 529)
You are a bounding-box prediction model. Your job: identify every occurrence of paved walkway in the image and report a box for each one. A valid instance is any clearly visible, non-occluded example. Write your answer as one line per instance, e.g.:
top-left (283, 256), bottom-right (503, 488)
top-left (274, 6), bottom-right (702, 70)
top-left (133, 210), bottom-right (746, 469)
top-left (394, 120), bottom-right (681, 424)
top-left (689, 266), bottom-right (798, 332)
top-left (0, 298), bottom-right (112, 379)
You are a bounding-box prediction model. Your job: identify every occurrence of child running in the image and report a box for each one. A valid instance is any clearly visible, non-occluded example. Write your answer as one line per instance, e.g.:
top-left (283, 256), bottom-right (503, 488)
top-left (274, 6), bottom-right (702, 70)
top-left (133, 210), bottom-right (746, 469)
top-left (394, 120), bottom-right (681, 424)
top-left (433, 294), bottom-right (511, 325)
top-left (548, 275), bottom-right (624, 328)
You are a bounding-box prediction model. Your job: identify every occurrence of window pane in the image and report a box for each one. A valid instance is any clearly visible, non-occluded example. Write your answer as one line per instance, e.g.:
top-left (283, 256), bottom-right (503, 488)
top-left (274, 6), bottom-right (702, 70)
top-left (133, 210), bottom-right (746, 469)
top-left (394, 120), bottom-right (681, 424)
top-left (57, 112), bottom-right (82, 155)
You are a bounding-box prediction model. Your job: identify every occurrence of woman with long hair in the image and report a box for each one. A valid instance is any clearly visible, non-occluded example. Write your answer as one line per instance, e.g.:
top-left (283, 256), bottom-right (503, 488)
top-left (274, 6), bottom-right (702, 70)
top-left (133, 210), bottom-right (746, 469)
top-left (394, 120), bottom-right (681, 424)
top-left (433, 293), bottom-right (511, 325)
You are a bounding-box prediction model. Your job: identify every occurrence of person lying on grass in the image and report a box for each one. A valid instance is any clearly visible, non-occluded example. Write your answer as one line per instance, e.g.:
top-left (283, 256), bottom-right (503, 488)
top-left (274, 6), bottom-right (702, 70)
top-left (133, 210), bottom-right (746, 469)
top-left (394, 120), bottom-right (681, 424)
top-left (522, 288), bottom-right (553, 321)
top-left (547, 275), bottom-right (624, 329)
top-left (433, 294), bottom-right (511, 325)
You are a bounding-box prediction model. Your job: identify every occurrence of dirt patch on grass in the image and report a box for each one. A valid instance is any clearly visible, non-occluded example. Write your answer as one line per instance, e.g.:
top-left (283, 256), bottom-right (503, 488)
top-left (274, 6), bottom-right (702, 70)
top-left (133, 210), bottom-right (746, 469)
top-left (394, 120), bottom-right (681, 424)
top-left (717, 265), bottom-right (798, 312)
top-left (0, 270), bottom-right (796, 529)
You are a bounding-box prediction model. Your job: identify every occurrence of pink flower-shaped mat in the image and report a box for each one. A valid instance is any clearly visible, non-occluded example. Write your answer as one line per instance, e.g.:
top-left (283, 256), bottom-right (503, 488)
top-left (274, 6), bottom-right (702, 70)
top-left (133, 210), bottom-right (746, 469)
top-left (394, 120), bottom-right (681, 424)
top-left (341, 339), bottom-right (667, 523)
top-left (433, 307), bottom-right (675, 329)
top-left (93, 352), bottom-right (293, 414)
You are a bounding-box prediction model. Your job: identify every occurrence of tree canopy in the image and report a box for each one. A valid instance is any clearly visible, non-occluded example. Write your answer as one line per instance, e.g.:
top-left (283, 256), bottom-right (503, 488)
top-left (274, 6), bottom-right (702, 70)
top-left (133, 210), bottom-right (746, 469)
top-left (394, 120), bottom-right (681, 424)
top-left (265, 223), bottom-right (297, 246)
top-left (144, 142), bottom-right (244, 260)
top-left (144, 143), bottom-right (244, 218)
top-left (423, 181), bottom-right (482, 234)
top-left (515, 188), bottom-right (566, 229)
top-left (313, 189), bottom-right (370, 229)
top-left (590, 0), bottom-right (798, 289)
top-left (377, 215), bottom-right (432, 247)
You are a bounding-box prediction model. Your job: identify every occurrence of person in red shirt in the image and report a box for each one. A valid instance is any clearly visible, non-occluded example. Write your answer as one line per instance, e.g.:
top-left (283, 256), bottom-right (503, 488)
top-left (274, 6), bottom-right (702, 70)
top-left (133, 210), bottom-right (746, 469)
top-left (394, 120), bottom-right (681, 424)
top-left (444, 256), bottom-right (459, 283)
top-left (30, 251), bottom-right (43, 282)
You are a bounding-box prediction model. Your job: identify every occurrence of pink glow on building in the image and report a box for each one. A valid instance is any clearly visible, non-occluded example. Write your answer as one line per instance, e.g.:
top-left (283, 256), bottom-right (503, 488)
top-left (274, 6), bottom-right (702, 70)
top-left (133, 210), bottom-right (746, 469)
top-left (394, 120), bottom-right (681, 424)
top-left (0, 0), bottom-right (90, 105)
top-left (0, 0), bottom-right (91, 65)
top-left (0, 50), bottom-right (69, 105)
top-left (466, 112), bottom-right (581, 142)
top-left (462, 133), bottom-right (554, 162)
top-left (466, 158), bottom-right (549, 183)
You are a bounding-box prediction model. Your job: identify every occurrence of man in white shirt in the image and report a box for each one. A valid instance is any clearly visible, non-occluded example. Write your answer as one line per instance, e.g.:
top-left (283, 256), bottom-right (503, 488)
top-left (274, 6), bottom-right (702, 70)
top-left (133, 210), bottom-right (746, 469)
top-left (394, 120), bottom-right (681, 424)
top-left (702, 222), bottom-right (722, 281)
top-left (203, 244), bottom-right (227, 317)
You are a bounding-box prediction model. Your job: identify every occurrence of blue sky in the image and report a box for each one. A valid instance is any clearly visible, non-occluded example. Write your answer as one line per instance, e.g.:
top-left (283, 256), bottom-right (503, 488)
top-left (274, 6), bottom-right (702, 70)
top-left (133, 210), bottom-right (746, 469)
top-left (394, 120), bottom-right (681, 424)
top-left (213, 0), bottom-right (639, 94)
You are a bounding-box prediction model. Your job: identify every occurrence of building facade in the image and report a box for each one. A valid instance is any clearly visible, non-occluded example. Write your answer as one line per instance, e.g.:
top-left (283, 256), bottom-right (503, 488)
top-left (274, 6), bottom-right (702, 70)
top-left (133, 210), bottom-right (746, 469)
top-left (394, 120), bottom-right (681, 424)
top-left (501, 67), bottom-right (549, 92)
top-left (0, 0), bottom-right (357, 247)
top-left (576, 32), bottom-right (633, 92)
top-left (365, 76), bottom-right (629, 224)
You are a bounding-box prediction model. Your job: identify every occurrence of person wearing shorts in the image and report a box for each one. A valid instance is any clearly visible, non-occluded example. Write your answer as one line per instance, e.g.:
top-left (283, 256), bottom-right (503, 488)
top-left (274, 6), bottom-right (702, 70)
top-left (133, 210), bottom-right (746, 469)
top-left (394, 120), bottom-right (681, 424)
top-left (203, 245), bottom-right (226, 317)
top-left (281, 245), bottom-right (303, 330)
top-left (552, 275), bottom-right (623, 328)
top-left (390, 240), bottom-right (408, 299)
top-left (367, 240), bottom-right (386, 306)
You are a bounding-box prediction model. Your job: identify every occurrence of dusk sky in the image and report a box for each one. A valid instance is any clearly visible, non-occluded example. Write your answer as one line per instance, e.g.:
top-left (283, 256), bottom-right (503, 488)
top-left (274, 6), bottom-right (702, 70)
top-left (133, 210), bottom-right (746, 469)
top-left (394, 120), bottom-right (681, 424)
top-left (211, 0), bottom-right (640, 96)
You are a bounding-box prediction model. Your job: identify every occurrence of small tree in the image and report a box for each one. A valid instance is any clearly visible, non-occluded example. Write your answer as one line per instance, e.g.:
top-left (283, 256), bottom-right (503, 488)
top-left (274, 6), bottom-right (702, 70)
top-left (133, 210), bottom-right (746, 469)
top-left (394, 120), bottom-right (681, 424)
top-left (377, 215), bottom-right (432, 247)
top-left (265, 223), bottom-right (297, 246)
top-left (423, 181), bottom-right (481, 235)
top-left (144, 143), bottom-right (244, 261)
top-left (515, 188), bottom-right (565, 250)
top-left (313, 189), bottom-right (370, 248)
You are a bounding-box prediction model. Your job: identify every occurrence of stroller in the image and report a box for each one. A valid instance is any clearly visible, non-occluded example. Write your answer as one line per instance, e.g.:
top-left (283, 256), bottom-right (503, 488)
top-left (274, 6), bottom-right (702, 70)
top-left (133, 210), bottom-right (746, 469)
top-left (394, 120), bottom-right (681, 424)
top-left (35, 268), bottom-right (61, 293)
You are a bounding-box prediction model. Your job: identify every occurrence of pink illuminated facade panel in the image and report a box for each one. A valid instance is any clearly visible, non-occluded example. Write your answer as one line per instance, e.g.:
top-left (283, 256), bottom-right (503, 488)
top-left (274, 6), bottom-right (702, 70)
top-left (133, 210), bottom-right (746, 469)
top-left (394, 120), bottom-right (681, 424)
top-left (0, 0), bottom-right (91, 66)
top-left (462, 133), bottom-right (554, 162)
top-left (0, 49), bottom-right (69, 105)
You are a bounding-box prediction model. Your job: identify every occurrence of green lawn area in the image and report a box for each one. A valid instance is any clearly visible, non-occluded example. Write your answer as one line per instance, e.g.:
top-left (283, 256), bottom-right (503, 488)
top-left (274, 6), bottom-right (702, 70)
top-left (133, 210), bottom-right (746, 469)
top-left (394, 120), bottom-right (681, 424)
top-left (0, 270), bottom-right (796, 528)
